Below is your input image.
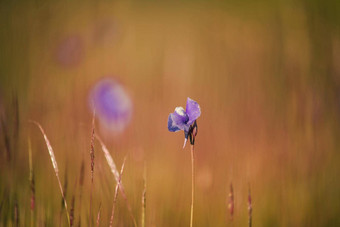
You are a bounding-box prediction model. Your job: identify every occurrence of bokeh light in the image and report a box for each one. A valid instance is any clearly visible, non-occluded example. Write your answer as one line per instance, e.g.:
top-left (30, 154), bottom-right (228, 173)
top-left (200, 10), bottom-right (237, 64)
top-left (89, 78), bottom-right (133, 134)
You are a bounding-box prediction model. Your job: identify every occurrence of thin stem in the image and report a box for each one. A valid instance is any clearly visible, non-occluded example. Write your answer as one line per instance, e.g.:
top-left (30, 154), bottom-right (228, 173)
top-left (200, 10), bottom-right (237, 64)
top-left (78, 160), bottom-right (84, 227)
top-left (141, 163), bottom-right (146, 227)
top-left (190, 144), bottom-right (195, 227)
top-left (109, 178), bottom-right (120, 227)
top-left (110, 156), bottom-right (129, 227)
top-left (31, 210), bottom-right (33, 227)
top-left (96, 136), bottom-right (137, 227)
top-left (28, 138), bottom-right (34, 227)
top-left (96, 203), bottom-right (101, 227)
top-left (248, 185), bottom-right (252, 227)
top-left (30, 121), bottom-right (70, 227)
top-left (56, 173), bottom-right (71, 226)
top-left (89, 179), bottom-right (93, 227)
top-left (89, 112), bottom-right (95, 227)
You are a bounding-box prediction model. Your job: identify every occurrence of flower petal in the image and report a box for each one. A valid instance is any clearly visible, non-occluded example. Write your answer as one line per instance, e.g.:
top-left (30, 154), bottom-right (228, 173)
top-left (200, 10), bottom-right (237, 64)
top-left (168, 113), bottom-right (181, 132)
top-left (167, 107), bottom-right (190, 132)
top-left (173, 107), bottom-right (189, 126)
top-left (186, 97), bottom-right (201, 125)
top-left (175, 107), bottom-right (189, 122)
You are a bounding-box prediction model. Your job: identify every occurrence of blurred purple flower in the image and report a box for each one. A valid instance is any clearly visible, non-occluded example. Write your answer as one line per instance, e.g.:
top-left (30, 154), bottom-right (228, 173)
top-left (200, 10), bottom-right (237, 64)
top-left (89, 78), bottom-right (132, 133)
top-left (168, 97), bottom-right (201, 148)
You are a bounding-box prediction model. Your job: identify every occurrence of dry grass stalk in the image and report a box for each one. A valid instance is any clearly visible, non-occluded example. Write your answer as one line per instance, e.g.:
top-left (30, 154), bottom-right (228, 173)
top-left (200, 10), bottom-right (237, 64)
top-left (1, 114), bottom-right (11, 161)
top-left (28, 138), bottom-right (33, 184)
top-left (60, 168), bottom-right (69, 226)
top-left (96, 203), bottom-right (101, 227)
top-left (89, 112), bottom-right (95, 227)
top-left (109, 156), bottom-right (127, 227)
top-left (79, 159), bottom-right (85, 187)
top-left (61, 170), bottom-right (68, 209)
top-left (14, 202), bottom-right (19, 227)
top-left (248, 185), bottom-right (252, 227)
top-left (95, 135), bottom-right (120, 183)
top-left (30, 176), bottom-right (35, 225)
top-left (70, 195), bottom-right (75, 227)
top-left (228, 183), bottom-right (234, 221)
top-left (69, 176), bottom-right (78, 227)
top-left (78, 159), bottom-right (85, 227)
top-left (96, 136), bottom-right (137, 227)
top-left (28, 138), bottom-right (35, 227)
top-left (30, 121), bottom-right (70, 226)
top-left (90, 113), bottom-right (95, 181)
top-left (0, 195), bottom-right (3, 215)
top-left (0, 189), bottom-right (8, 218)
top-left (141, 163), bottom-right (146, 227)
top-left (12, 93), bottom-right (19, 140)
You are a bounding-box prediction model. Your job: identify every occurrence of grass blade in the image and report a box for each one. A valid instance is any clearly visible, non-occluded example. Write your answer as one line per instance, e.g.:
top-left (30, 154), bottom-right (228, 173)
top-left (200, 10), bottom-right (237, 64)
top-left (96, 203), bottom-right (101, 227)
top-left (109, 156), bottom-right (127, 227)
top-left (28, 138), bottom-right (35, 227)
top-left (228, 183), bottom-right (234, 221)
top-left (141, 163), bottom-right (146, 227)
top-left (95, 135), bottom-right (119, 183)
top-left (248, 184), bottom-right (252, 227)
top-left (1, 114), bottom-right (11, 161)
top-left (96, 135), bottom-right (137, 227)
top-left (70, 195), bottom-right (75, 227)
top-left (30, 121), bottom-right (70, 226)
top-left (89, 112), bottom-right (95, 227)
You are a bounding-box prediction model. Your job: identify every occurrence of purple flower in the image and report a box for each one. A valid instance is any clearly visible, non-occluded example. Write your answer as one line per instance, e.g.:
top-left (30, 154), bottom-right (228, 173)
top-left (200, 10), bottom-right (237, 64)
top-left (89, 78), bottom-right (132, 133)
top-left (168, 97), bottom-right (201, 147)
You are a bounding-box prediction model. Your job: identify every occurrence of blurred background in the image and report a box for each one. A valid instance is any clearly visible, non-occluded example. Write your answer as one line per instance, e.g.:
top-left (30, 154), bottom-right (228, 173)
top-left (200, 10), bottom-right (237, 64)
top-left (1, 0), bottom-right (340, 226)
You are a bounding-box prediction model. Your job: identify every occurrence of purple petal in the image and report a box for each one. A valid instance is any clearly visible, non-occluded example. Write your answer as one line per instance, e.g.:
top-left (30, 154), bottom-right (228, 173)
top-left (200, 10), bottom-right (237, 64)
top-left (168, 114), bottom-right (181, 132)
top-left (168, 107), bottom-right (190, 132)
top-left (186, 97), bottom-right (201, 125)
top-left (174, 107), bottom-right (189, 124)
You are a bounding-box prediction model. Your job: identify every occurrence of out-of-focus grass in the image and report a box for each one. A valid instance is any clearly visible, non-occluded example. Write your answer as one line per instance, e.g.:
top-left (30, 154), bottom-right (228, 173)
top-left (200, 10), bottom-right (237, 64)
top-left (1, 1), bottom-right (340, 226)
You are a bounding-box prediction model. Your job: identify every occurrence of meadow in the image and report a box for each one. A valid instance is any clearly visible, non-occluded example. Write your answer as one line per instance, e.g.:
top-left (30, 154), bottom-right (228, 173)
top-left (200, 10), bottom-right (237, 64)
top-left (1, 0), bottom-right (340, 226)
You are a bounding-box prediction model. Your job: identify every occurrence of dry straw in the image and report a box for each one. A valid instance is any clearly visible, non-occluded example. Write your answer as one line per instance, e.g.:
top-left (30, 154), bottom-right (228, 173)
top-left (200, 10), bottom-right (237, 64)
top-left (96, 203), bottom-right (102, 227)
top-left (70, 195), bottom-right (75, 227)
top-left (248, 184), bottom-right (252, 227)
top-left (89, 112), bottom-right (95, 227)
top-left (96, 135), bottom-right (137, 227)
top-left (28, 138), bottom-right (35, 227)
top-left (69, 176), bottom-right (78, 227)
top-left (78, 159), bottom-right (85, 226)
top-left (30, 121), bottom-right (70, 226)
top-left (90, 115), bottom-right (95, 181)
top-left (141, 163), bottom-right (146, 227)
top-left (14, 202), bottom-right (19, 227)
top-left (95, 135), bottom-right (120, 183)
top-left (1, 114), bottom-right (11, 161)
top-left (109, 156), bottom-right (127, 227)
top-left (61, 169), bottom-right (68, 209)
top-left (13, 93), bottom-right (19, 140)
top-left (228, 183), bottom-right (234, 221)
